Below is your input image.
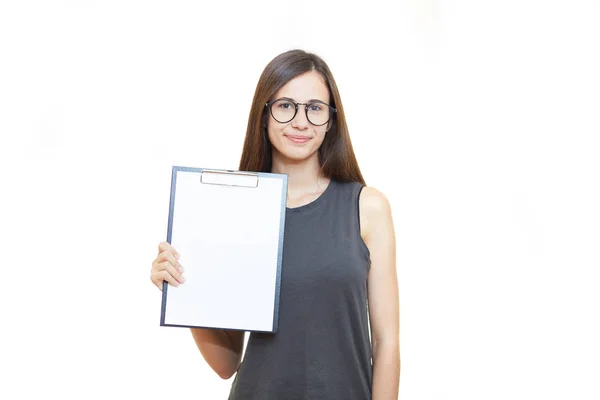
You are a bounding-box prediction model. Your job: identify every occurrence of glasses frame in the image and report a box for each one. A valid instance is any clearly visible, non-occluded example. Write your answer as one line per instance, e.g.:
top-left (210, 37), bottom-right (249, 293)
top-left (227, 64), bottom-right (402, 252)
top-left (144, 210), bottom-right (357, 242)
top-left (265, 98), bottom-right (337, 127)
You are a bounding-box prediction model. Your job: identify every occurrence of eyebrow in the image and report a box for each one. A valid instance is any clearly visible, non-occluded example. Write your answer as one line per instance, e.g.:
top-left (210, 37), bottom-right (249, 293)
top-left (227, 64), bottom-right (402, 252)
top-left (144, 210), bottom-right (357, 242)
top-left (278, 96), bottom-right (328, 104)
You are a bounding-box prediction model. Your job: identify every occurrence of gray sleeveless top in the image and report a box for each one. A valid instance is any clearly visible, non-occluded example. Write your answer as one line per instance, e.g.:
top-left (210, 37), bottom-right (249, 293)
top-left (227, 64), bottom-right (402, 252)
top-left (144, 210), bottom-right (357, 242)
top-left (228, 179), bottom-right (373, 400)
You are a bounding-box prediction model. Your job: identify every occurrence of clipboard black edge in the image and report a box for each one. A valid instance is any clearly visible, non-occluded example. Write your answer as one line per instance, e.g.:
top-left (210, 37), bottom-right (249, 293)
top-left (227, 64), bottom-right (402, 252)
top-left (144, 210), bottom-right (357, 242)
top-left (160, 165), bottom-right (288, 333)
top-left (160, 165), bottom-right (179, 326)
top-left (160, 322), bottom-right (277, 334)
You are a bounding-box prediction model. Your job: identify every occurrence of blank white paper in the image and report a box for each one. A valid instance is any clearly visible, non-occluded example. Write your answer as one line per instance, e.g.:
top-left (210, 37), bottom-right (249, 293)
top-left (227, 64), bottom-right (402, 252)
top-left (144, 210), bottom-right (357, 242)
top-left (162, 168), bottom-right (286, 332)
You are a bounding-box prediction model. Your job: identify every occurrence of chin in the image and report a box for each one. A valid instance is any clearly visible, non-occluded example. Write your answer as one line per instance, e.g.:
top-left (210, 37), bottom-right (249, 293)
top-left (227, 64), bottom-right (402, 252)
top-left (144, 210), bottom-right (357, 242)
top-left (273, 145), bottom-right (318, 163)
top-left (278, 150), bottom-right (316, 163)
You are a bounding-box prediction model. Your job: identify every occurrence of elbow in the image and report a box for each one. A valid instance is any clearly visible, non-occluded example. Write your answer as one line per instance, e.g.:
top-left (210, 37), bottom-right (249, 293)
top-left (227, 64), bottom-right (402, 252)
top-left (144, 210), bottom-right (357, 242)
top-left (215, 364), bottom-right (239, 380)
top-left (217, 370), bottom-right (233, 380)
top-left (217, 372), bottom-right (233, 380)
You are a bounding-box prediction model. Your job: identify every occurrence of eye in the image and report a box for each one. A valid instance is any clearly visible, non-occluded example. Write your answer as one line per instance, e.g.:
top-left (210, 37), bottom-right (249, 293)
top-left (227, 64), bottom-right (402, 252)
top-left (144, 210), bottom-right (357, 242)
top-left (308, 103), bottom-right (323, 112)
top-left (277, 101), bottom-right (294, 109)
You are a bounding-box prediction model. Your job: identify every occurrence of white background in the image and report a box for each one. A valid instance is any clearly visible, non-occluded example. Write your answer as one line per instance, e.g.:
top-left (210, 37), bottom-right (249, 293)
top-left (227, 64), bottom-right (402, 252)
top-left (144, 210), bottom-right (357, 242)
top-left (1, 1), bottom-right (599, 399)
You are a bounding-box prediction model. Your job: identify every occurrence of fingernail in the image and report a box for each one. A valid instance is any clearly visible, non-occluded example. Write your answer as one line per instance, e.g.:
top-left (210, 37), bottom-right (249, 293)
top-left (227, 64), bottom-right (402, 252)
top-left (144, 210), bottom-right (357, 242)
top-left (180, 276), bottom-right (185, 283)
top-left (179, 266), bottom-right (184, 273)
top-left (175, 253), bottom-right (180, 259)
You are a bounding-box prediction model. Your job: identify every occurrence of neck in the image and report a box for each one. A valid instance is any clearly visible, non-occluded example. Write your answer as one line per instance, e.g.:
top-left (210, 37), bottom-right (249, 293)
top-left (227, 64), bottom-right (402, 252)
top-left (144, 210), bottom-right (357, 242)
top-left (270, 152), bottom-right (322, 192)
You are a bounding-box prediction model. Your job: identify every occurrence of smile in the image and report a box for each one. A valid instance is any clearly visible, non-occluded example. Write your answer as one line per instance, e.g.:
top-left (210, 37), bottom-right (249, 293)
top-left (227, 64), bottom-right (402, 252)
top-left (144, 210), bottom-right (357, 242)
top-left (285, 135), bottom-right (311, 144)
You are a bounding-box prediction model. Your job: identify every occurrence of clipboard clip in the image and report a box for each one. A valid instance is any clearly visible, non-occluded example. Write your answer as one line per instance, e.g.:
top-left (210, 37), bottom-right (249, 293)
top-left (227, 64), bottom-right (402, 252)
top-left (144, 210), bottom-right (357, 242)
top-left (200, 169), bottom-right (259, 188)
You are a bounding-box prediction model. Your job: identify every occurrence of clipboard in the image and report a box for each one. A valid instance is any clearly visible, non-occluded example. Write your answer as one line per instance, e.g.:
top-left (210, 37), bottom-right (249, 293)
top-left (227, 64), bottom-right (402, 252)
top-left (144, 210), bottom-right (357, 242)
top-left (160, 166), bottom-right (288, 333)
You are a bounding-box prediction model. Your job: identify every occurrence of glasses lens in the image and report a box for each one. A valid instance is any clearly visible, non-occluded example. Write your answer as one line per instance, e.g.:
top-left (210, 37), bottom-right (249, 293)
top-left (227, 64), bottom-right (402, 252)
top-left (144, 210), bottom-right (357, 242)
top-left (306, 102), bottom-right (331, 126)
top-left (270, 99), bottom-right (296, 123)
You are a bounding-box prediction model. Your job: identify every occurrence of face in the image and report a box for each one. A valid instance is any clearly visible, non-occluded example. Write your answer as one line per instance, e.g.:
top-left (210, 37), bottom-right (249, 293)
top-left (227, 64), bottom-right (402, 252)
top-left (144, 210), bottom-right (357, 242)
top-left (266, 70), bottom-right (331, 164)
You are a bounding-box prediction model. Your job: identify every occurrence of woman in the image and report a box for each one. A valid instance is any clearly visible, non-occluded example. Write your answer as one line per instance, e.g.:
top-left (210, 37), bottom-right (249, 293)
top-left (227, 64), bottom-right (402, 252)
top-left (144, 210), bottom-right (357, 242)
top-left (151, 49), bottom-right (400, 399)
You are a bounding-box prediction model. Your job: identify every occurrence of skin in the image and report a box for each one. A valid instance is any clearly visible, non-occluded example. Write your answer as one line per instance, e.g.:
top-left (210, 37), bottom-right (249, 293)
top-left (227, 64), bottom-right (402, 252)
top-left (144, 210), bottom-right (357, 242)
top-left (150, 70), bottom-right (400, 398)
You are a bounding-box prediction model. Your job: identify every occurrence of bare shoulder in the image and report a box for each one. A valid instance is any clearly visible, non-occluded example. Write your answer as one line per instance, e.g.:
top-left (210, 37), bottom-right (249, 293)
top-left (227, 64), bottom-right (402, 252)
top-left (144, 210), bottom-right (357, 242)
top-left (359, 186), bottom-right (393, 240)
top-left (360, 186), bottom-right (391, 212)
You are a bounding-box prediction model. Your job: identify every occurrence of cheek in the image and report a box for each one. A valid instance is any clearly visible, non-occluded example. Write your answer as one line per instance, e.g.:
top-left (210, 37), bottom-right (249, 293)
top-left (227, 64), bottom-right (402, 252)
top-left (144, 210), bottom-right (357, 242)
top-left (266, 122), bottom-right (279, 144)
top-left (314, 127), bottom-right (328, 144)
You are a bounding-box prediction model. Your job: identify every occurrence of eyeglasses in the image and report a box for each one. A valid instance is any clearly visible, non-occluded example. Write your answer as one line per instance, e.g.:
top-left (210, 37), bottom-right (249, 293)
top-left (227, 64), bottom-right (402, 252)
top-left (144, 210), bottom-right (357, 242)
top-left (265, 98), bottom-right (337, 126)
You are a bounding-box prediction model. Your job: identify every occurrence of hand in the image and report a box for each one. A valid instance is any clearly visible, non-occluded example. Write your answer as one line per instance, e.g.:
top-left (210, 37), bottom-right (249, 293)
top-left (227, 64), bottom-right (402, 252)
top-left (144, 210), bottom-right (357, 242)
top-left (150, 241), bottom-right (185, 291)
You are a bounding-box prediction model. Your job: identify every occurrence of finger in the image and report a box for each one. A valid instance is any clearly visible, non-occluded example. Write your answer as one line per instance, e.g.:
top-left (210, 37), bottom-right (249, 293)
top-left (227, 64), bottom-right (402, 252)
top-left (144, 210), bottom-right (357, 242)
top-left (150, 274), bottom-right (163, 291)
top-left (161, 270), bottom-right (180, 287)
top-left (158, 241), bottom-right (179, 259)
top-left (161, 261), bottom-right (185, 284)
top-left (153, 250), bottom-right (181, 270)
top-left (157, 251), bottom-right (184, 274)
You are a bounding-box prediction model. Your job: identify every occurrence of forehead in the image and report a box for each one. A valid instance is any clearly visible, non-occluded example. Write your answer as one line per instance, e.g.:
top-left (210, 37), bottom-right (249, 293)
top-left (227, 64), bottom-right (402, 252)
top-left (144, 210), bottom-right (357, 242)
top-left (274, 70), bottom-right (330, 102)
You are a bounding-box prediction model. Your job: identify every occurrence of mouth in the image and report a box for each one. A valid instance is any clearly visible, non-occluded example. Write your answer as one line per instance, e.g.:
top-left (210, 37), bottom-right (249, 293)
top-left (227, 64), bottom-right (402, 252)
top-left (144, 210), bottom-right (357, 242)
top-left (285, 134), bottom-right (311, 144)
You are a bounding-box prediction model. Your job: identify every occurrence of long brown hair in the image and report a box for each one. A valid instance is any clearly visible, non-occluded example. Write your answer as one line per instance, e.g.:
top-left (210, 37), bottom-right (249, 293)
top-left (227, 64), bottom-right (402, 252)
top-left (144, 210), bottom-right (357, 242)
top-left (238, 49), bottom-right (365, 185)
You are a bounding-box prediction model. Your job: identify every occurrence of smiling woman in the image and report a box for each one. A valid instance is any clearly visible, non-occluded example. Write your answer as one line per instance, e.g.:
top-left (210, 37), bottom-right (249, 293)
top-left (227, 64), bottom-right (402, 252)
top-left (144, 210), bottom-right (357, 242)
top-left (238, 51), bottom-right (365, 185)
top-left (263, 71), bottom-right (332, 172)
top-left (150, 49), bottom-right (400, 399)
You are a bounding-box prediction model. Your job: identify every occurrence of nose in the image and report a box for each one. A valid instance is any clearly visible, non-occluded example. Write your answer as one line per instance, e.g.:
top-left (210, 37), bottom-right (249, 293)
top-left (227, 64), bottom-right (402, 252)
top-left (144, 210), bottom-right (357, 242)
top-left (291, 105), bottom-right (310, 129)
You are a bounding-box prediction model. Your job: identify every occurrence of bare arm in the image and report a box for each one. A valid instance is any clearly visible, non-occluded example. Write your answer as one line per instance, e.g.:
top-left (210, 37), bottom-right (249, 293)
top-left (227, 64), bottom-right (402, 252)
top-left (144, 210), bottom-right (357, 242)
top-left (190, 328), bottom-right (246, 379)
top-left (360, 187), bottom-right (400, 399)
